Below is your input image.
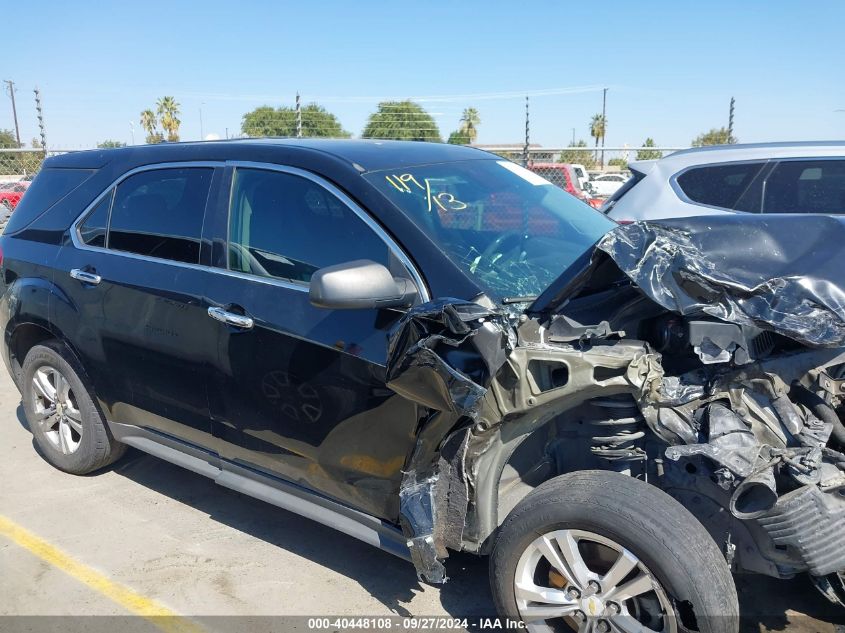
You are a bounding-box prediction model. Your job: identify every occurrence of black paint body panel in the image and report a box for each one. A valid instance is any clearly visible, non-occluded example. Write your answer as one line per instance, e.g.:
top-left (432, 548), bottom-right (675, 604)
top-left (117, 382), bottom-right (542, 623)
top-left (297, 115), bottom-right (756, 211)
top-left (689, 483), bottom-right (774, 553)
top-left (0, 140), bottom-right (488, 524)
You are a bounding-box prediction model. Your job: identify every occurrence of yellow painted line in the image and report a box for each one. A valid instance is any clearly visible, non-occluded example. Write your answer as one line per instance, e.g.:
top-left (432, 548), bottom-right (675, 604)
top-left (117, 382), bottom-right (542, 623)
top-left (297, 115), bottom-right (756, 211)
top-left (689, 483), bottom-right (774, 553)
top-left (0, 514), bottom-right (205, 633)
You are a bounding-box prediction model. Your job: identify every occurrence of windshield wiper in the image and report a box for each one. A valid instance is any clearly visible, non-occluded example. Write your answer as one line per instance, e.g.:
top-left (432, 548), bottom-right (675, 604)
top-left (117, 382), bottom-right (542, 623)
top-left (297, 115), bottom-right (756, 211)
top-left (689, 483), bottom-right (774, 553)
top-left (501, 296), bottom-right (538, 305)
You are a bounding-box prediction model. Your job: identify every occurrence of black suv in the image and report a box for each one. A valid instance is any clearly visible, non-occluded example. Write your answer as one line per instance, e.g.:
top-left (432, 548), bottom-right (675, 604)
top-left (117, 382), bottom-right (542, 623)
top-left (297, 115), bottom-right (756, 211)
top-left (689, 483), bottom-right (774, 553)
top-left (3, 140), bottom-right (845, 632)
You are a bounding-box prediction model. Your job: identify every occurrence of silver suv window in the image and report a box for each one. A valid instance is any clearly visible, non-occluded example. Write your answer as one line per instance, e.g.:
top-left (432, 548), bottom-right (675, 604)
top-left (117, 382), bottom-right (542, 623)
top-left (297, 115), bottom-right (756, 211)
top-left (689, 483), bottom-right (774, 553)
top-left (762, 160), bottom-right (845, 214)
top-left (675, 162), bottom-right (767, 212)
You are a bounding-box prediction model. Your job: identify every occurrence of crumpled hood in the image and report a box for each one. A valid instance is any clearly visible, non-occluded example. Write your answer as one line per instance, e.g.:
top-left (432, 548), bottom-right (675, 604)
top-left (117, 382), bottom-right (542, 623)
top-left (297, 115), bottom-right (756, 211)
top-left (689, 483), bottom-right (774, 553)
top-left (595, 214), bottom-right (845, 347)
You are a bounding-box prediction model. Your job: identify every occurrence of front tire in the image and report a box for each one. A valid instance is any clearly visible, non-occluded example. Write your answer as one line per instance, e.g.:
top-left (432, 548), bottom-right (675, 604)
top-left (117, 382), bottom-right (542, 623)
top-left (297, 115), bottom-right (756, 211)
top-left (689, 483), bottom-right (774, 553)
top-left (22, 341), bottom-right (125, 474)
top-left (490, 470), bottom-right (738, 633)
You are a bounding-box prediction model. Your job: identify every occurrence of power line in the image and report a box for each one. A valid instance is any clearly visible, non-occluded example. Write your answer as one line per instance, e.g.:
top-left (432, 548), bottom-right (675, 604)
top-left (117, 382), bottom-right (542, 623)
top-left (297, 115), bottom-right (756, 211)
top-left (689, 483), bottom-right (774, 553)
top-left (3, 80), bottom-right (22, 148)
top-left (175, 85), bottom-right (609, 104)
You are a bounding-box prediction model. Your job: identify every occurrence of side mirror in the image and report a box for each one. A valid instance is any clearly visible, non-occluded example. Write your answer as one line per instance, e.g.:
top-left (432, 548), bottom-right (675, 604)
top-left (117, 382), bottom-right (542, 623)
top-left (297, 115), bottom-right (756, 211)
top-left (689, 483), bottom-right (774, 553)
top-left (309, 260), bottom-right (417, 310)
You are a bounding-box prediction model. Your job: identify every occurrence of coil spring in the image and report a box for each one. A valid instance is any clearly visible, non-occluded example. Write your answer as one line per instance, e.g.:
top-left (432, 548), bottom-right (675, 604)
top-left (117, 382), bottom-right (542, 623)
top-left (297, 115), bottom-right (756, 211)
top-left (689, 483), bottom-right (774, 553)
top-left (589, 396), bottom-right (647, 463)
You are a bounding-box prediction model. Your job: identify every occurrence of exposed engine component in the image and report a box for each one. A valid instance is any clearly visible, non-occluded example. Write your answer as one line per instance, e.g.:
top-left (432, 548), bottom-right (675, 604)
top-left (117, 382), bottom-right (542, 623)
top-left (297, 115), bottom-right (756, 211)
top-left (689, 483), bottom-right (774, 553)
top-left (757, 484), bottom-right (845, 577)
top-left (588, 396), bottom-right (646, 466)
top-left (647, 315), bottom-right (777, 366)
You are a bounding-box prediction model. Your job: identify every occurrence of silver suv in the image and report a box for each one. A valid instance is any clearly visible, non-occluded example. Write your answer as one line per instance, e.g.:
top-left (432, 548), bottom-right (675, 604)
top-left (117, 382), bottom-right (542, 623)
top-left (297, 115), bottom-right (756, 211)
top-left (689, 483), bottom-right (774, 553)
top-left (604, 141), bottom-right (845, 221)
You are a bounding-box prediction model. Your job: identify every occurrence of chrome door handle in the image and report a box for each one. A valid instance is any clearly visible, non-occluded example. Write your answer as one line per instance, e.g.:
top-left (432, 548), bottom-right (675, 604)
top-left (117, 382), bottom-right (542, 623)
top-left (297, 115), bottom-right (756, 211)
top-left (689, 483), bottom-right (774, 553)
top-left (69, 268), bottom-right (102, 285)
top-left (207, 306), bottom-right (254, 330)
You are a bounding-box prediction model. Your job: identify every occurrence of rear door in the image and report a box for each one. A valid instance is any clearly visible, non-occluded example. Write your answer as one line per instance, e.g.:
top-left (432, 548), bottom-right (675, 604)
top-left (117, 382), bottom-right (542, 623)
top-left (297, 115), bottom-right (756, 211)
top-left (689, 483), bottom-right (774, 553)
top-left (54, 164), bottom-right (223, 449)
top-left (203, 164), bottom-right (427, 520)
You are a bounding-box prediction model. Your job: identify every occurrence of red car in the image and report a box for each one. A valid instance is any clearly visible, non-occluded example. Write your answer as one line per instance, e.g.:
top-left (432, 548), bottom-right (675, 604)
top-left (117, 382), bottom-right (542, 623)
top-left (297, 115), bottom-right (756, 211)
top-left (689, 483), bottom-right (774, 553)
top-left (0, 181), bottom-right (29, 211)
top-left (526, 162), bottom-right (603, 208)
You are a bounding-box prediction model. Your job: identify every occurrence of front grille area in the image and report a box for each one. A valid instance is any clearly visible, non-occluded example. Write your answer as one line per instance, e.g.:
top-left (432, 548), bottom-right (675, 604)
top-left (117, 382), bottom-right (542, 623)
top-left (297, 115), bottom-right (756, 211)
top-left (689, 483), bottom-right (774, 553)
top-left (758, 485), bottom-right (845, 576)
top-left (751, 330), bottom-right (776, 359)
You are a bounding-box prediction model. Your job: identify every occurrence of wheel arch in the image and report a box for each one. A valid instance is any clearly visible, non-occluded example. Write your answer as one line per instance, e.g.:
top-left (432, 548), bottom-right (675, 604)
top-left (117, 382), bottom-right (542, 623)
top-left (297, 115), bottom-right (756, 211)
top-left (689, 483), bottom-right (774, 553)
top-left (468, 391), bottom-right (652, 555)
top-left (3, 276), bottom-right (85, 390)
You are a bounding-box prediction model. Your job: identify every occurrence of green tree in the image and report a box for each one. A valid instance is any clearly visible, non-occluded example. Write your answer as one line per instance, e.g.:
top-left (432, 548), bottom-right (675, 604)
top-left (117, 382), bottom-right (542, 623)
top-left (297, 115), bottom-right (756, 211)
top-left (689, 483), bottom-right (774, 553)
top-left (97, 139), bottom-right (127, 149)
top-left (0, 129), bottom-right (17, 148)
top-left (140, 109), bottom-right (163, 144)
top-left (607, 157), bottom-right (628, 169)
top-left (157, 96), bottom-right (181, 142)
top-left (447, 130), bottom-right (471, 145)
top-left (589, 114), bottom-right (607, 161)
top-left (558, 140), bottom-right (596, 169)
top-left (0, 130), bottom-right (43, 175)
top-left (459, 107), bottom-right (480, 144)
top-left (691, 127), bottom-right (737, 147)
top-left (636, 137), bottom-right (663, 160)
top-left (361, 100), bottom-right (441, 142)
top-left (241, 103), bottom-right (349, 138)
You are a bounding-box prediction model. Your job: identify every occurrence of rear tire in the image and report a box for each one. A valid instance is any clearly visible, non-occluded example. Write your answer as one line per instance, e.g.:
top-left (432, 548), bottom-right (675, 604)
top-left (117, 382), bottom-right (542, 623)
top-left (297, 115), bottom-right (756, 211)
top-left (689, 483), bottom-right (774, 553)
top-left (490, 470), bottom-right (738, 633)
top-left (22, 341), bottom-right (125, 474)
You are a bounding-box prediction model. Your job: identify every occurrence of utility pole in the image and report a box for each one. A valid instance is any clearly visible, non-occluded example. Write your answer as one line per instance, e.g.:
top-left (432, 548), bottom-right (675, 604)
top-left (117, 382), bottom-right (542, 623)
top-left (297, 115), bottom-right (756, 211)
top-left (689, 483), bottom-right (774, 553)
top-left (295, 92), bottom-right (302, 138)
top-left (600, 87), bottom-right (607, 168)
top-left (129, 121), bottom-right (135, 145)
top-left (571, 127), bottom-right (576, 145)
top-left (33, 87), bottom-right (47, 153)
top-left (728, 96), bottom-right (735, 143)
top-left (3, 80), bottom-right (21, 147)
top-left (523, 96), bottom-right (530, 167)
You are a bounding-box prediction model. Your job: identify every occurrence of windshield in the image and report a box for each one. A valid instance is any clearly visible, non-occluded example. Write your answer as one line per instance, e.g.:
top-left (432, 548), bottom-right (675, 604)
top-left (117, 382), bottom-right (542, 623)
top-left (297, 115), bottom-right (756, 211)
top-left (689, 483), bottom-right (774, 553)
top-left (364, 159), bottom-right (615, 301)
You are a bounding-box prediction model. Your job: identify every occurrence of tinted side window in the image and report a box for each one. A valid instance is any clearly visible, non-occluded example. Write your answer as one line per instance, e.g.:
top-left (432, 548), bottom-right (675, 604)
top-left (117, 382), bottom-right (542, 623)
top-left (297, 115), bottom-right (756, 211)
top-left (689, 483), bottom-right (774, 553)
top-left (228, 168), bottom-right (389, 284)
top-left (79, 192), bottom-right (112, 247)
top-left (763, 160), bottom-right (845, 214)
top-left (4, 168), bottom-right (95, 234)
top-left (108, 168), bottom-right (212, 264)
top-left (676, 162), bottom-right (766, 210)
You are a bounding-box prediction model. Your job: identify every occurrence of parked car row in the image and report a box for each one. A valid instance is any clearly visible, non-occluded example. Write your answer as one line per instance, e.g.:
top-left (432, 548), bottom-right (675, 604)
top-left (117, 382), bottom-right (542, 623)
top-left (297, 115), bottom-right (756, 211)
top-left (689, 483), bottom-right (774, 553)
top-left (526, 162), bottom-right (605, 208)
top-left (526, 162), bottom-right (632, 209)
top-left (589, 172), bottom-right (629, 197)
top-left (0, 180), bottom-right (29, 214)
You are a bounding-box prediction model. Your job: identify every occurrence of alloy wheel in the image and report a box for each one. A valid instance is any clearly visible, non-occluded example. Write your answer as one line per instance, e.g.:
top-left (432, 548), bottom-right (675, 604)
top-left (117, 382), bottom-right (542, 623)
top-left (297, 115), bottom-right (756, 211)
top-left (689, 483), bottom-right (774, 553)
top-left (514, 529), bottom-right (677, 633)
top-left (31, 365), bottom-right (83, 455)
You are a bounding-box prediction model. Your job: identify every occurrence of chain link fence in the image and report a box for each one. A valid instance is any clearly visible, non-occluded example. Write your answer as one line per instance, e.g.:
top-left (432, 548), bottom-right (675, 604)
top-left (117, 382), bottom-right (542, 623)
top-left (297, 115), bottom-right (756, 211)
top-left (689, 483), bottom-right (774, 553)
top-left (0, 149), bottom-right (58, 228)
top-left (477, 146), bottom-right (685, 203)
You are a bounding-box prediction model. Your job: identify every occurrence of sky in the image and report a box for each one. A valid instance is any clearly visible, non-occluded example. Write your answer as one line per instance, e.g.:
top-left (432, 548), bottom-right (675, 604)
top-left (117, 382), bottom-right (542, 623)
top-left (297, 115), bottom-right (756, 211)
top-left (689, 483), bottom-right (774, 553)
top-left (3, 1), bottom-right (844, 150)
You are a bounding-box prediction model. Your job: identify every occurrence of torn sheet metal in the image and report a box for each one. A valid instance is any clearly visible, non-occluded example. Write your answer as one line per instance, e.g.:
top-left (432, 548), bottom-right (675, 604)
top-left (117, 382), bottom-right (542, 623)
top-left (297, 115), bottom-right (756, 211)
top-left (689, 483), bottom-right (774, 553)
top-left (397, 430), bottom-right (473, 584)
top-left (597, 215), bottom-right (845, 347)
top-left (398, 471), bottom-right (448, 583)
top-left (385, 299), bottom-right (513, 418)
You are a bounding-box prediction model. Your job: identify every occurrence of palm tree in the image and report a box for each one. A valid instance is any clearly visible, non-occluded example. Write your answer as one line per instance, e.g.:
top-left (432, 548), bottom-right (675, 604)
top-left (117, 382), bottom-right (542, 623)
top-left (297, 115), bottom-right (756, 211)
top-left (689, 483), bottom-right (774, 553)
top-left (156, 96), bottom-right (181, 142)
top-left (140, 109), bottom-right (161, 144)
top-left (589, 114), bottom-right (606, 162)
top-left (459, 107), bottom-right (480, 144)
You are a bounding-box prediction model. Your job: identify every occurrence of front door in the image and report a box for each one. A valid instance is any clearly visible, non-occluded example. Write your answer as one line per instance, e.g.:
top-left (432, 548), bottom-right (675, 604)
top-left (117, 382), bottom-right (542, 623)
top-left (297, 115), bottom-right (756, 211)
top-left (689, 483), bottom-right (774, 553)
top-left (204, 165), bottom-right (425, 520)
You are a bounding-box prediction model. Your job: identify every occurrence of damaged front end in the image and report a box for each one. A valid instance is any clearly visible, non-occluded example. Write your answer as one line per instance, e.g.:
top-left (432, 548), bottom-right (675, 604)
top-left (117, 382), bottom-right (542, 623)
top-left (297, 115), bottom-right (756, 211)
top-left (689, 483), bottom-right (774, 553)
top-left (387, 214), bottom-right (845, 605)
